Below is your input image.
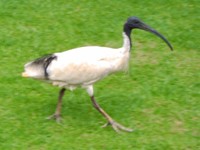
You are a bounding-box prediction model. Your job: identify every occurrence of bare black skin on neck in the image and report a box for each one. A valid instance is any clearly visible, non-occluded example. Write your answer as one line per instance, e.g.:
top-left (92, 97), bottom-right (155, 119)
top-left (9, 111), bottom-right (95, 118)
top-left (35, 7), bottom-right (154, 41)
top-left (123, 23), bottom-right (132, 49)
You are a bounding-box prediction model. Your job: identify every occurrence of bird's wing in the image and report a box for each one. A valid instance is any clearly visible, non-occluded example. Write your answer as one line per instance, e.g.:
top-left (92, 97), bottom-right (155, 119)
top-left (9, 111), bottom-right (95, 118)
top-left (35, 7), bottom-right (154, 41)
top-left (48, 46), bottom-right (122, 85)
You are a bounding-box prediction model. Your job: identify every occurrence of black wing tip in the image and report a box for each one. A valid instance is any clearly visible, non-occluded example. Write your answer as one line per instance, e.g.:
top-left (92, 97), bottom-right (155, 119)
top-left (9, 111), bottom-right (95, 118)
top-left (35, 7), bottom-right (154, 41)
top-left (30, 54), bottom-right (57, 79)
top-left (33, 54), bottom-right (54, 64)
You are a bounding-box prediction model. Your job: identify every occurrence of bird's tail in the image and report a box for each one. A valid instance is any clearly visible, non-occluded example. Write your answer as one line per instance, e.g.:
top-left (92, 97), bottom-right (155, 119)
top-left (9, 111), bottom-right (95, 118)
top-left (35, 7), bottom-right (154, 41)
top-left (22, 54), bottom-right (57, 80)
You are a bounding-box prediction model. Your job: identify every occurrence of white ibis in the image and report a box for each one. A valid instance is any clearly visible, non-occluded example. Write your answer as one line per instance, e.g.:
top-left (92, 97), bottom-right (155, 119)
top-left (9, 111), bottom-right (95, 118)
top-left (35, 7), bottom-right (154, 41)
top-left (22, 17), bottom-right (173, 132)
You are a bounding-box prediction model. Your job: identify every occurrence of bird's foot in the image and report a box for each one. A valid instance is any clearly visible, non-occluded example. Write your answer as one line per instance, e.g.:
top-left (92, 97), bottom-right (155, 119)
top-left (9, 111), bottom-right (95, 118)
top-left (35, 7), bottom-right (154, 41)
top-left (102, 120), bottom-right (133, 133)
top-left (47, 114), bottom-right (62, 123)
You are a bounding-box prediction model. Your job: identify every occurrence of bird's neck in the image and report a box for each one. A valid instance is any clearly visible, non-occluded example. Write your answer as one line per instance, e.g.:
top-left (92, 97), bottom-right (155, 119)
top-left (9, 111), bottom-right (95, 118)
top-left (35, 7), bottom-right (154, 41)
top-left (122, 32), bottom-right (131, 52)
top-left (122, 25), bottom-right (132, 52)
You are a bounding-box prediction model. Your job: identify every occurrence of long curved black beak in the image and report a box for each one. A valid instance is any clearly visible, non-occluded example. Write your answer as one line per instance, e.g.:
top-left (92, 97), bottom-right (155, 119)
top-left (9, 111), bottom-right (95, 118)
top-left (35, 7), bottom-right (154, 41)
top-left (140, 23), bottom-right (173, 51)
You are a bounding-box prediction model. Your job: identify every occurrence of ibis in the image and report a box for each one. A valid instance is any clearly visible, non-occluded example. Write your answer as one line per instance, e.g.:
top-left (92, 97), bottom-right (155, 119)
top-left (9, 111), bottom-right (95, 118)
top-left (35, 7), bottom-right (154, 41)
top-left (22, 16), bottom-right (173, 132)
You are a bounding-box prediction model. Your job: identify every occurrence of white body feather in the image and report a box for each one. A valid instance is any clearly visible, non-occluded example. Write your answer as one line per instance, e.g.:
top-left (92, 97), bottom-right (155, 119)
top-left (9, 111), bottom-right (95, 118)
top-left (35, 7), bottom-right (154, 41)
top-left (49, 46), bottom-right (129, 88)
top-left (23, 33), bottom-right (131, 90)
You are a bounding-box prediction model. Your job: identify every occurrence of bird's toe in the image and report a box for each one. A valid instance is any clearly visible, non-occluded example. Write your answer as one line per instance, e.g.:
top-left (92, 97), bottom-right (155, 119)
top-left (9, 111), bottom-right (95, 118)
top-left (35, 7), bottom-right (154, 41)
top-left (101, 122), bottom-right (111, 128)
top-left (47, 114), bottom-right (62, 123)
top-left (103, 120), bottom-right (133, 133)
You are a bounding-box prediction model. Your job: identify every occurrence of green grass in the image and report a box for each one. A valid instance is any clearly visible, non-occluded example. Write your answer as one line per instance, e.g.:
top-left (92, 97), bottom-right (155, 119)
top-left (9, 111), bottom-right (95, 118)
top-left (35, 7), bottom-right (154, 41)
top-left (0, 0), bottom-right (199, 149)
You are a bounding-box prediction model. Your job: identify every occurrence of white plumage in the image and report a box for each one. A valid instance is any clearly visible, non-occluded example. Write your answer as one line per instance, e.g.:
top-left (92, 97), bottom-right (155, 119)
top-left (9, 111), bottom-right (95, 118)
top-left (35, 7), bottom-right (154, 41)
top-left (22, 17), bottom-right (173, 132)
top-left (24, 46), bottom-right (129, 86)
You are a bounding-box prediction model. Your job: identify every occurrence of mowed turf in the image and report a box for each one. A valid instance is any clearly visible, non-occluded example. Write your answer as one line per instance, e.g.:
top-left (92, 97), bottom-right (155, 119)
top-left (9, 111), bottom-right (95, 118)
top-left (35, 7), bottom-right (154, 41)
top-left (0, 0), bottom-right (199, 149)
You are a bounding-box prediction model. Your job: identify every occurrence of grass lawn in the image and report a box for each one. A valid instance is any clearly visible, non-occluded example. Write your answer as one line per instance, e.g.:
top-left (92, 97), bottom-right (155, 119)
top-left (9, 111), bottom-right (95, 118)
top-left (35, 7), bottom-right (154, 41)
top-left (0, 0), bottom-right (199, 149)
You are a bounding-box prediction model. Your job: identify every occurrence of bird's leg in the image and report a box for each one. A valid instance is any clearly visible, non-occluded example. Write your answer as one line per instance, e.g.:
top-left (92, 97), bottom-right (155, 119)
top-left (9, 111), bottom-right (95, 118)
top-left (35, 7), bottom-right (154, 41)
top-left (90, 96), bottom-right (133, 133)
top-left (47, 88), bottom-right (66, 123)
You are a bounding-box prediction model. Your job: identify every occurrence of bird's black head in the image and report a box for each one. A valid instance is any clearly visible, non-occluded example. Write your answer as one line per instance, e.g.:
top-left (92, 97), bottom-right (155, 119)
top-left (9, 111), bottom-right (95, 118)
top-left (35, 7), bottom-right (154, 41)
top-left (124, 16), bottom-right (173, 50)
top-left (125, 17), bottom-right (145, 29)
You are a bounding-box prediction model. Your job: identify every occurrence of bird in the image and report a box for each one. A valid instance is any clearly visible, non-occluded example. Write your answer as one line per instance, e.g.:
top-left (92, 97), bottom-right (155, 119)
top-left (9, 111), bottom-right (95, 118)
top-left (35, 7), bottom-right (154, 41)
top-left (22, 16), bottom-right (173, 132)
